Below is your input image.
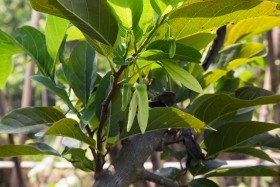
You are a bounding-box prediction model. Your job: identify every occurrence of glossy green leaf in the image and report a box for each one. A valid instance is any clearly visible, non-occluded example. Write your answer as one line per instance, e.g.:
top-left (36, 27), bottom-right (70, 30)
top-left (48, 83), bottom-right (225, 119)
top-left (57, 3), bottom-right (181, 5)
top-left (200, 43), bottom-right (266, 89)
top-left (177, 33), bottom-right (216, 51)
top-left (0, 107), bottom-right (65, 134)
top-left (155, 167), bottom-right (181, 180)
top-left (44, 118), bottom-right (95, 147)
top-left (107, 0), bottom-right (143, 30)
top-left (0, 143), bottom-right (61, 158)
top-left (188, 178), bottom-right (219, 187)
top-left (0, 30), bottom-right (24, 89)
top-left (225, 16), bottom-right (280, 46)
top-left (147, 40), bottom-right (202, 62)
top-left (15, 26), bottom-right (53, 77)
top-left (45, 15), bottom-right (69, 66)
top-left (227, 147), bottom-right (275, 163)
top-left (160, 60), bottom-right (203, 93)
top-left (151, 0), bottom-right (186, 16)
top-left (206, 166), bottom-right (279, 177)
top-left (190, 159), bottom-right (227, 176)
top-left (121, 107), bottom-right (207, 139)
top-left (205, 121), bottom-right (280, 156)
top-left (31, 75), bottom-right (75, 111)
top-left (190, 92), bottom-right (280, 124)
top-left (63, 41), bottom-right (96, 104)
top-left (156, 0), bottom-right (280, 41)
top-left (29, 0), bottom-right (118, 46)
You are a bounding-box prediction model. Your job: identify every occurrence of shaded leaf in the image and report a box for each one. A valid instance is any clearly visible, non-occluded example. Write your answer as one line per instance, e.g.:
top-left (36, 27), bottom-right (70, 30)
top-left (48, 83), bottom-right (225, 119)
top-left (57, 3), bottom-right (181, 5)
top-left (0, 143), bottom-right (60, 158)
top-left (15, 26), bottom-right (53, 77)
top-left (235, 86), bottom-right (274, 100)
top-left (206, 166), bottom-right (279, 177)
top-left (160, 60), bottom-right (203, 93)
top-left (190, 159), bottom-right (227, 176)
top-left (155, 167), bottom-right (181, 180)
top-left (227, 147), bottom-right (275, 163)
top-left (121, 107), bottom-right (207, 139)
top-left (188, 178), bottom-right (219, 187)
top-left (204, 121), bottom-right (280, 156)
top-left (0, 107), bottom-right (65, 134)
top-left (44, 118), bottom-right (95, 147)
top-left (63, 41), bottom-right (96, 104)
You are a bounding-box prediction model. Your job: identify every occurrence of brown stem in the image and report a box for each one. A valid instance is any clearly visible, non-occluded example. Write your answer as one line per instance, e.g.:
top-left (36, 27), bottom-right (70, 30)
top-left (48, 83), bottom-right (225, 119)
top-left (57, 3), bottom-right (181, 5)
top-left (95, 66), bottom-right (126, 173)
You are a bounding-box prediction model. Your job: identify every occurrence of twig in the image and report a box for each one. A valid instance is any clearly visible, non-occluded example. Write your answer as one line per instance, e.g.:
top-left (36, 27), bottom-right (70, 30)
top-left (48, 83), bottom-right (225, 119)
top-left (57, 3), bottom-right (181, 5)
top-left (137, 168), bottom-right (179, 187)
top-left (95, 66), bottom-right (127, 173)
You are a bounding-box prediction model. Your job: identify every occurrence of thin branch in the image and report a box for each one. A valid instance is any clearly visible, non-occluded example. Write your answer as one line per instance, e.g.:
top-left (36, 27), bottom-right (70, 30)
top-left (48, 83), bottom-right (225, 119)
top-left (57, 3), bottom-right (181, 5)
top-left (137, 168), bottom-right (179, 187)
top-left (95, 66), bottom-right (127, 173)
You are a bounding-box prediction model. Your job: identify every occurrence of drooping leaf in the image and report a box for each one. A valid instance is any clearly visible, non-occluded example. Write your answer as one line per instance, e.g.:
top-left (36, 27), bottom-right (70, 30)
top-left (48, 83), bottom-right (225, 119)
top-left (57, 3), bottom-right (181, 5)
top-left (155, 167), bottom-right (181, 180)
top-left (190, 92), bottom-right (280, 124)
top-left (0, 107), bottom-right (65, 134)
top-left (15, 26), bottom-right (53, 77)
top-left (0, 143), bottom-right (61, 158)
top-left (200, 43), bottom-right (266, 89)
top-left (45, 15), bottom-right (69, 66)
top-left (29, 0), bottom-right (118, 46)
top-left (190, 159), bottom-right (227, 176)
top-left (188, 178), bottom-right (219, 187)
top-left (155, 0), bottom-right (280, 41)
top-left (226, 147), bottom-right (275, 163)
top-left (121, 107), bottom-right (207, 139)
top-left (206, 166), bottom-right (279, 177)
top-left (63, 41), bottom-right (96, 104)
top-left (147, 40), bottom-right (202, 63)
top-left (160, 60), bottom-right (203, 93)
top-left (31, 75), bottom-right (75, 111)
top-left (0, 30), bottom-right (24, 89)
top-left (204, 121), bottom-right (280, 156)
top-left (225, 16), bottom-right (280, 46)
top-left (44, 118), bottom-right (95, 147)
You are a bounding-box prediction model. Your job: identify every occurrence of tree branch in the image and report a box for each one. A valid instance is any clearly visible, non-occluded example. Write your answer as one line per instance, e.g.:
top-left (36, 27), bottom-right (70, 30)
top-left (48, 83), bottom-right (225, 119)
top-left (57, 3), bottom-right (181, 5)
top-left (95, 66), bottom-right (127, 173)
top-left (137, 168), bottom-right (179, 187)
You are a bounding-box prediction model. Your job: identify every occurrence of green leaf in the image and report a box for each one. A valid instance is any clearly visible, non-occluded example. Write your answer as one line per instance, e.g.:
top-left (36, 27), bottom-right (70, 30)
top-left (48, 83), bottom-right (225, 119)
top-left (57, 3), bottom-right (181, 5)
top-left (29, 0), bottom-right (118, 45)
top-left (188, 178), bottom-right (219, 187)
top-left (15, 26), bottom-right (53, 77)
top-left (160, 60), bottom-right (203, 93)
top-left (0, 143), bottom-right (61, 158)
top-left (190, 159), bottom-right (227, 176)
top-left (31, 75), bottom-right (75, 111)
top-left (151, 0), bottom-right (186, 16)
top-left (107, 0), bottom-right (143, 30)
top-left (190, 92), bottom-right (280, 124)
top-left (156, 0), bottom-right (280, 41)
top-left (235, 86), bottom-right (274, 100)
top-left (204, 121), bottom-right (280, 156)
top-left (200, 43), bottom-right (266, 89)
top-left (66, 26), bottom-right (85, 42)
top-left (0, 30), bottom-right (23, 89)
top-left (177, 33), bottom-right (217, 51)
top-left (44, 118), bottom-right (95, 147)
top-left (155, 167), bottom-right (181, 180)
top-left (45, 15), bottom-right (69, 66)
top-left (227, 147), bottom-right (275, 163)
top-left (0, 107), bottom-right (65, 134)
top-left (121, 107), bottom-right (207, 139)
top-left (225, 16), bottom-right (280, 46)
top-left (147, 40), bottom-right (202, 63)
top-left (206, 166), bottom-right (279, 177)
top-left (63, 41), bottom-right (96, 104)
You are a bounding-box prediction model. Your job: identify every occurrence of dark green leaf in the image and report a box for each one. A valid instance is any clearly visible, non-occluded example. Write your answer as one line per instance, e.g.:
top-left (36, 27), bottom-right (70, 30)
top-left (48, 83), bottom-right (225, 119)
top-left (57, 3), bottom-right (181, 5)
top-left (155, 167), bottom-right (181, 180)
top-left (0, 107), bottom-right (65, 134)
top-left (190, 159), bottom-right (227, 176)
top-left (204, 121), bottom-right (280, 156)
top-left (0, 143), bottom-right (61, 158)
top-left (15, 26), bottom-right (53, 77)
top-left (235, 86), bottom-right (274, 100)
top-left (29, 0), bottom-right (118, 45)
top-left (63, 41), bottom-right (96, 104)
top-left (121, 107), bottom-right (207, 139)
top-left (227, 147), bottom-right (275, 163)
top-left (44, 118), bottom-right (95, 147)
top-left (188, 178), bottom-right (219, 187)
top-left (206, 166), bottom-right (279, 177)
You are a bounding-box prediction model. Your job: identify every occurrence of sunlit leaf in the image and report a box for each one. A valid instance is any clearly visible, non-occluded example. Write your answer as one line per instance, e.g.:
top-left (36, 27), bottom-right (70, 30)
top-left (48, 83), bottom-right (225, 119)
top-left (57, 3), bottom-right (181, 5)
top-left (0, 107), bottom-right (65, 134)
top-left (151, 0), bottom-right (187, 16)
top-left (178, 33), bottom-right (216, 51)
